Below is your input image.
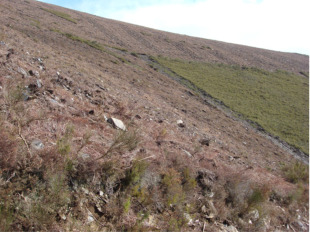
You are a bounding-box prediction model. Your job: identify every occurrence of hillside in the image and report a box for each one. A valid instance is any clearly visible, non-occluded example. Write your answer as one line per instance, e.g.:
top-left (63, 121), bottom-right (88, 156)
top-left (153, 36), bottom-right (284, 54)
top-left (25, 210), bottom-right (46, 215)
top-left (0, 0), bottom-right (309, 231)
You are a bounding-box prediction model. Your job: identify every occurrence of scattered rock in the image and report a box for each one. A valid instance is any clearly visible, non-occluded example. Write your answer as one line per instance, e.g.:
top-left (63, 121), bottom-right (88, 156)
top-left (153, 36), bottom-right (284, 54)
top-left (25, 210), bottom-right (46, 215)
top-left (79, 153), bottom-right (90, 160)
top-left (28, 70), bottom-right (35, 76)
top-left (27, 83), bottom-right (38, 94)
top-left (247, 208), bottom-right (259, 222)
top-left (107, 117), bottom-right (127, 131)
top-left (81, 187), bottom-right (89, 195)
top-left (196, 169), bottom-right (217, 192)
top-left (205, 212), bottom-right (215, 219)
top-left (6, 48), bottom-right (14, 59)
top-left (31, 139), bottom-right (44, 150)
top-left (18, 67), bottom-right (27, 78)
top-left (22, 92), bottom-right (30, 101)
top-left (177, 119), bottom-right (185, 128)
top-left (200, 138), bottom-right (210, 146)
top-left (87, 214), bottom-right (95, 223)
top-left (37, 57), bottom-right (43, 64)
top-left (184, 213), bottom-right (193, 226)
top-left (36, 79), bottom-right (42, 88)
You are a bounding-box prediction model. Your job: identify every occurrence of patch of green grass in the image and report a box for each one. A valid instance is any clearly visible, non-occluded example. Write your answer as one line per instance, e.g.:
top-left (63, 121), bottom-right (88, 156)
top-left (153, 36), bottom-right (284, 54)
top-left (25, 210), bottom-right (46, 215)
top-left (64, 33), bottom-right (105, 51)
top-left (52, 29), bottom-right (131, 63)
top-left (30, 19), bottom-right (41, 29)
top-left (155, 57), bottom-right (309, 154)
top-left (41, 8), bottom-right (77, 24)
top-left (282, 161), bottom-right (309, 183)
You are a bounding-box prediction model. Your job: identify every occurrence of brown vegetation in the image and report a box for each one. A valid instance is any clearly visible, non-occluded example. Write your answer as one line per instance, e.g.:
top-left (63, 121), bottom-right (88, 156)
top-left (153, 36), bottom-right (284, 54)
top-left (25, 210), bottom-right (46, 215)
top-left (0, 0), bottom-right (308, 231)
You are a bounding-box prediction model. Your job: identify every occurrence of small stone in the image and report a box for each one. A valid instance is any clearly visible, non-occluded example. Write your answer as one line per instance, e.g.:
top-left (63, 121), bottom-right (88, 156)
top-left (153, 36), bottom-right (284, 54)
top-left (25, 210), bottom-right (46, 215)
top-left (34, 71), bottom-right (40, 78)
top-left (79, 153), bottom-right (90, 160)
top-left (248, 209), bottom-right (259, 221)
top-left (37, 58), bottom-right (43, 64)
top-left (99, 191), bottom-right (104, 196)
top-left (36, 79), bottom-right (42, 88)
top-left (184, 213), bottom-right (193, 226)
top-left (177, 119), bottom-right (185, 128)
top-left (205, 212), bottom-right (215, 219)
top-left (59, 213), bottom-right (66, 220)
top-left (28, 70), bottom-right (34, 76)
top-left (107, 117), bottom-right (127, 131)
top-left (200, 138), bottom-right (210, 146)
top-left (87, 215), bottom-right (95, 223)
top-left (201, 205), bottom-right (207, 213)
top-left (22, 92), bottom-right (29, 101)
top-left (18, 67), bottom-right (28, 78)
top-left (31, 139), bottom-right (44, 150)
top-left (82, 187), bottom-right (89, 195)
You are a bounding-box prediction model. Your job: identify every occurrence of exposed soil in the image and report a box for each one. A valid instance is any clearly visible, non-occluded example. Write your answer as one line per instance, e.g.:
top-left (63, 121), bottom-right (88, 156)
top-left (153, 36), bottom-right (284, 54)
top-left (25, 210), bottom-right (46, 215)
top-left (0, 0), bottom-right (308, 231)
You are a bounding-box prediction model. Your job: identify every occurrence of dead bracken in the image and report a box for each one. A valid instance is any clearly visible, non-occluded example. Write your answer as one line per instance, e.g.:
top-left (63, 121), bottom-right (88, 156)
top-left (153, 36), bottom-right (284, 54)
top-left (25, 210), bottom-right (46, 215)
top-left (0, 0), bottom-right (308, 231)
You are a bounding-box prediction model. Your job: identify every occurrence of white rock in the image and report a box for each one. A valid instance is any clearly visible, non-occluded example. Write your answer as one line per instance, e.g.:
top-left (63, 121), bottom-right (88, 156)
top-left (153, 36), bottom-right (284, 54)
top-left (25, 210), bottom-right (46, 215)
top-left (79, 153), bottom-right (90, 160)
top-left (248, 209), bottom-right (259, 221)
top-left (18, 67), bottom-right (27, 77)
top-left (31, 139), bottom-right (44, 150)
top-left (177, 119), bottom-right (185, 127)
top-left (87, 215), bottom-right (94, 223)
top-left (36, 79), bottom-right (42, 88)
top-left (184, 213), bottom-right (193, 226)
top-left (108, 117), bottom-right (127, 131)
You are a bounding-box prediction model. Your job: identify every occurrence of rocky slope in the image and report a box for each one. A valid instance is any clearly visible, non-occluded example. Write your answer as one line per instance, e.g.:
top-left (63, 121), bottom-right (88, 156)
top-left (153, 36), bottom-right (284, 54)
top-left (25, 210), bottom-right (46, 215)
top-left (0, 0), bottom-right (308, 231)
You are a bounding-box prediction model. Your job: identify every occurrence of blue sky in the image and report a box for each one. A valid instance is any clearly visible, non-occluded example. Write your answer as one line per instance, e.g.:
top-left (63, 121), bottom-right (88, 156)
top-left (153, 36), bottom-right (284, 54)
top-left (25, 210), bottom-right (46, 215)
top-left (37, 0), bottom-right (309, 55)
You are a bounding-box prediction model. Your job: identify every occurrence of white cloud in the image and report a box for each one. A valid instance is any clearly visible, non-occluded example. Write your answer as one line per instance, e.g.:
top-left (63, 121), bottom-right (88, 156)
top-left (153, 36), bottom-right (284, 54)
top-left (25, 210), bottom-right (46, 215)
top-left (107, 0), bottom-right (309, 54)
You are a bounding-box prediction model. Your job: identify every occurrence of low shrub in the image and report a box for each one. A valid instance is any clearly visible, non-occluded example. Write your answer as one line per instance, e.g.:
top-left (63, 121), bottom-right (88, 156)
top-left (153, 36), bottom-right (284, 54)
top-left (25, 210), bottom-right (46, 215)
top-left (282, 161), bottom-right (309, 184)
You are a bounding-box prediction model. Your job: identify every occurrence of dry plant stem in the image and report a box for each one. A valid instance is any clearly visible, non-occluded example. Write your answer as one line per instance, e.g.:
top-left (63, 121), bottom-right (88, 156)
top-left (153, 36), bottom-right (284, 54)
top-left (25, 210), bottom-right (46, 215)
top-left (137, 155), bottom-right (155, 162)
top-left (18, 120), bottom-right (33, 158)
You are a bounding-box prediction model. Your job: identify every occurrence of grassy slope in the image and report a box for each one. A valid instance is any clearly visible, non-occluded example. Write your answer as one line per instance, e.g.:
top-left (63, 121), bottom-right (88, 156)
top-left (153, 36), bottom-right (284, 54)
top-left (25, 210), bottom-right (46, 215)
top-left (155, 57), bottom-right (309, 154)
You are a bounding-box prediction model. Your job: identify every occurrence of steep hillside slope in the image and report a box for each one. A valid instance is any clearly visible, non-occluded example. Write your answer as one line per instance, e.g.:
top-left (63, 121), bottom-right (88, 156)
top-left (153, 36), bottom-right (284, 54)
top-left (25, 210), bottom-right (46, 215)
top-left (0, 0), bottom-right (308, 231)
